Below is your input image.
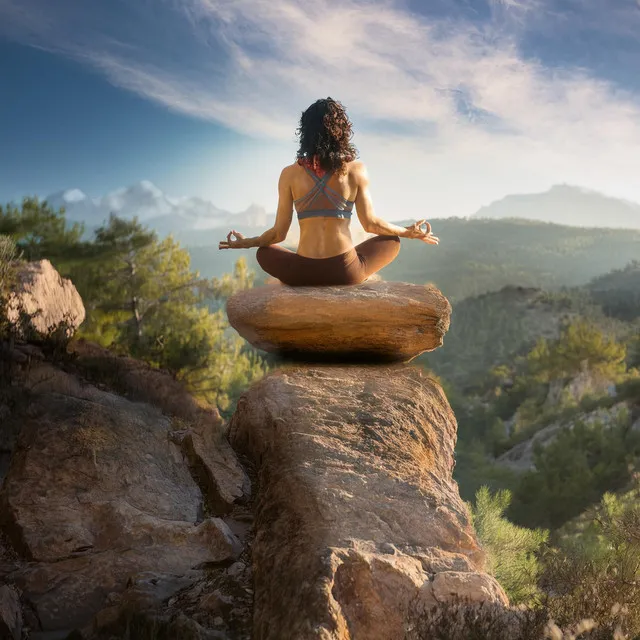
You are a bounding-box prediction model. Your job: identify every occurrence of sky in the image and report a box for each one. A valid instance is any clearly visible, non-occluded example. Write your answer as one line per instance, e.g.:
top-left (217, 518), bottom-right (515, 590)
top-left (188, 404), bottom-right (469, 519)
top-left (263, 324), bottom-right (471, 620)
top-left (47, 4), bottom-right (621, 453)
top-left (1, 0), bottom-right (640, 220)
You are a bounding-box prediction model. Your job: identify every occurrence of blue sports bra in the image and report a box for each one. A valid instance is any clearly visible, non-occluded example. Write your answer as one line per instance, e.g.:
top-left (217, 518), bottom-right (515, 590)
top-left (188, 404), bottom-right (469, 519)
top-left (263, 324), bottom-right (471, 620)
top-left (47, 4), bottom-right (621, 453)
top-left (294, 166), bottom-right (355, 221)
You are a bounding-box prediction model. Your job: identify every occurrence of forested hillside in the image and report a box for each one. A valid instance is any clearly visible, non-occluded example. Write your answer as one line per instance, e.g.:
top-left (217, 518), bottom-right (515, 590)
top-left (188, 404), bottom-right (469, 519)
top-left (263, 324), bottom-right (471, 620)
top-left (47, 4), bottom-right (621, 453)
top-left (421, 286), bottom-right (634, 389)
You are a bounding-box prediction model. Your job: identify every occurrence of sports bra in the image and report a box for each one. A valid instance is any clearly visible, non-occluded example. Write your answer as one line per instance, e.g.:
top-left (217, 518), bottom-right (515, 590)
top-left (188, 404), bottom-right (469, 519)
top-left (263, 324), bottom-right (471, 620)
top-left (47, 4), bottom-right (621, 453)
top-left (294, 166), bottom-right (355, 221)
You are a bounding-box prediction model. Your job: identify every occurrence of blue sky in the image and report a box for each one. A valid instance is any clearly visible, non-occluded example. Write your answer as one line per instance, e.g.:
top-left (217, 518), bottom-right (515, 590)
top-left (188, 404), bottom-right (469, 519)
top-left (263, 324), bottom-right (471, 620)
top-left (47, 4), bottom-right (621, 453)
top-left (1, 0), bottom-right (640, 218)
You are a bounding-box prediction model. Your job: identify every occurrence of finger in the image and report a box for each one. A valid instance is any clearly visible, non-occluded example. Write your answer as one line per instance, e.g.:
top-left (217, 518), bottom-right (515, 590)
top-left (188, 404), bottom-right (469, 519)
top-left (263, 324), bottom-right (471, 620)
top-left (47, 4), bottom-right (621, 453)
top-left (424, 221), bottom-right (431, 234)
top-left (227, 231), bottom-right (232, 242)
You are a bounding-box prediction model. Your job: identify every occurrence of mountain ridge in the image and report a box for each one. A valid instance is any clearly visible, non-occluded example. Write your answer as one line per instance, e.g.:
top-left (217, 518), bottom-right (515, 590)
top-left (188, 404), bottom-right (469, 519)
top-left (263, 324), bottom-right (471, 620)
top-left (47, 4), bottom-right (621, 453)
top-left (473, 183), bottom-right (640, 229)
top-left (44, 181), bottom-right (275, 234)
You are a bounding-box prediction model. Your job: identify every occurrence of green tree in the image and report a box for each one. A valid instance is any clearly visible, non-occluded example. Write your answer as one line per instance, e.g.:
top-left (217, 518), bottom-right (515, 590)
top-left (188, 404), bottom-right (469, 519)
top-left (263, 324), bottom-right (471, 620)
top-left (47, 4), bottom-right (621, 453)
top-left (471, 486), bottom-right (548, 606)
top-left (1, 201), bottom-right (266, 415)
top-left (527, 320), bottom-right (627, 384)
top-left (74, 214), bottom-right (265, 414)
top-left (509, 414), bottom-right (640, 530)
top-left (210, 256), bottom-right (256, 300)
top-left (628, 333), bottom-right (640, 370)
top-left (0, 235), bottom-right (21, 339)
top-left (0, 197), bottom-right (84, 267)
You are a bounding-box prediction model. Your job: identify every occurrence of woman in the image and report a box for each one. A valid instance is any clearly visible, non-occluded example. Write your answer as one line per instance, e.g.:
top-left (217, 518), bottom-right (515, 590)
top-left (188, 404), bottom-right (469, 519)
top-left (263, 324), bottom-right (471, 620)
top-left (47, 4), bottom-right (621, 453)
top-left (218, 97), bottom-right (439, 286)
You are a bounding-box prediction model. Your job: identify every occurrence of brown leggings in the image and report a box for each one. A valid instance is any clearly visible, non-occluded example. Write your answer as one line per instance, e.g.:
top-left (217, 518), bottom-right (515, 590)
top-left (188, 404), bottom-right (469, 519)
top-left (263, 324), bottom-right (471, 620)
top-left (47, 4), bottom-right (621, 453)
top-left (255, 235), bottom-right (400, 286)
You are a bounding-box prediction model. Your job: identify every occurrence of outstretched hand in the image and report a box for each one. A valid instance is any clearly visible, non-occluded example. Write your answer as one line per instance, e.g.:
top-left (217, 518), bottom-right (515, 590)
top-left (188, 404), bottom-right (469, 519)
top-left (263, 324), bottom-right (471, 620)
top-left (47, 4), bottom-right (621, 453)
top-left (219, 230), bottom-right (246, 249)
top-left (405, 219), bottom-right (439, 245)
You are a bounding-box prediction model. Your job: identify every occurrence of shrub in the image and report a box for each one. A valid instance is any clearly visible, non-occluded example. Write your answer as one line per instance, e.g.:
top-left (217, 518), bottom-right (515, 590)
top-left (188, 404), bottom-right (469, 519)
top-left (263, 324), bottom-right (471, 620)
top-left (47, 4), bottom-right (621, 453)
top-left (0, 235), bottom-right (20, 339)
top-left (508, 414), bottom-right (640, 530)
top-left (412, 601), bottom-right (548, 640)
top-left (541, 491), bottom-right (640, 638)
top-left (471, 487), bottom-right (548, 606)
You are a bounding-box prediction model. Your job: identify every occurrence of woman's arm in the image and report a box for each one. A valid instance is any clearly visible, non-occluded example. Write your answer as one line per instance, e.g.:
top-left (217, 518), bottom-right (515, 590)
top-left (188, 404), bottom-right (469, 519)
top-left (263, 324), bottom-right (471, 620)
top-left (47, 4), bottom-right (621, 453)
top-left (219, 168), bottom-right (294, 249)
top-left (353, 163), bottom-right (438, 244)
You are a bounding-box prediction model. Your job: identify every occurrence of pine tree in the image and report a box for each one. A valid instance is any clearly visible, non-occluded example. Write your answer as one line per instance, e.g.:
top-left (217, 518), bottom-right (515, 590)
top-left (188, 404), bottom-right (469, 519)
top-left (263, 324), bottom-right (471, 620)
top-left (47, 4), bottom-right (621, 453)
top-left (527, 320), bottom-right (627, 384)
top-left (471, 486), bottom-right (548, 605)
top-left (73, 214), bottom-right (266, 414)
top-left (0, 197), bottom-right (84, 266)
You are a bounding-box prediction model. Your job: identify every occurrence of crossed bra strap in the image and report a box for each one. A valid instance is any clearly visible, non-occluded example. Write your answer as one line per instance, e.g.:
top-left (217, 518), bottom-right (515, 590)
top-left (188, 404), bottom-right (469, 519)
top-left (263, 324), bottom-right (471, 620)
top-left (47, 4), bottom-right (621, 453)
top-left (294, 166), bottom-right (355, 220)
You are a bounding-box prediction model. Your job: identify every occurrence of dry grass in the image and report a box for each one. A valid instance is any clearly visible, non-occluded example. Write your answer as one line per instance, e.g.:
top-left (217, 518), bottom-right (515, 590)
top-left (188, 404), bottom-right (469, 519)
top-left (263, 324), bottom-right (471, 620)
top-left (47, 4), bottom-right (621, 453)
top-left (413, 600), bottom-right (632, 640)
top-left (73, 409), bottom-right (117, 467)
top-left (68, 339), bottom-right (224, 430)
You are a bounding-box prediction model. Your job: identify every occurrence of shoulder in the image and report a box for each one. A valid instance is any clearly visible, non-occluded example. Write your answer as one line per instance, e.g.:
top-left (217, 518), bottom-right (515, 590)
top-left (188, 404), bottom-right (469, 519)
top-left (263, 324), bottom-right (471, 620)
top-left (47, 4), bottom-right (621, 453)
top-left (348, 160), bottom-right (369, 183)
top-left (280, 162), bottom-right (303, 180)
top-left (278, 163), bottom-right (299, 186)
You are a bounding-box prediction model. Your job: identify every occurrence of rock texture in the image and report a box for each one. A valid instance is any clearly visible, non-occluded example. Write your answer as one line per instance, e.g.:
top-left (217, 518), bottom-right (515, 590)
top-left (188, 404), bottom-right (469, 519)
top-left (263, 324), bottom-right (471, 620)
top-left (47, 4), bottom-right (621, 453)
top-left (0, 389), bottom-right (240, 631)
top-left (0, 584), bottom-right (22, 640)
top-left (6, 259), bottom-right (85, 339)
top-left (229, 365), bottom-right (508, 640)
top-left (226, 282), bottom-right (451, 362)
top-left (0, 341), bottom-right (253, 638)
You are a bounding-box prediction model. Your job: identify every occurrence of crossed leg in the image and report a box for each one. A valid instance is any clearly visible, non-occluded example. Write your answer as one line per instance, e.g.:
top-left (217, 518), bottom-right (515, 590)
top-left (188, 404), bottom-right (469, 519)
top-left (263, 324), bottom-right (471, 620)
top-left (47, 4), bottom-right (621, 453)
top-left (354, 235), bottom-right (401, 280)
top-left (255, 234), bottom-right (401, 286)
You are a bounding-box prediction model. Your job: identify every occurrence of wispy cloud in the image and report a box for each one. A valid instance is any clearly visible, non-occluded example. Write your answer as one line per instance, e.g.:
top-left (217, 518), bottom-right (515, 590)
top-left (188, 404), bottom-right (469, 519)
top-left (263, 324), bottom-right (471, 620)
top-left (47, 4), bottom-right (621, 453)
top-left (2, 0), bottom-right (640, 214)
top-left (489, 0), bottom-right (539, 11)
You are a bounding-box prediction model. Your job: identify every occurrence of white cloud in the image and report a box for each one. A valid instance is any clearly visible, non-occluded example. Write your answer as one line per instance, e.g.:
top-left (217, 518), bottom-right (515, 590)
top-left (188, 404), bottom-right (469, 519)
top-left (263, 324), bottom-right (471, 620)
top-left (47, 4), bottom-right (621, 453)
top-left (489, 0), bottom-right (539, 11)
top-left (2, 0), bottom-right (640, 217)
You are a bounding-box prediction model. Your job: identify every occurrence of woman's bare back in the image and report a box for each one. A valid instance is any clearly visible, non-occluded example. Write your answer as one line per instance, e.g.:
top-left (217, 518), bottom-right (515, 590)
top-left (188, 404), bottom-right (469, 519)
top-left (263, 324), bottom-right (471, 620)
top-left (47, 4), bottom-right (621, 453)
top-left (288, 160), bottom-right (361, 258)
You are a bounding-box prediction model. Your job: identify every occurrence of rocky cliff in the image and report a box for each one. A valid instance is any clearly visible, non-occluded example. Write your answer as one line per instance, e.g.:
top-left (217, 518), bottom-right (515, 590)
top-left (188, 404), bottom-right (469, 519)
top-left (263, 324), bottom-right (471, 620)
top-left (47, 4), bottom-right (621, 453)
top-left (229, 365), bottom-right (506, 640)
top-left (0, 261), bottom-right (508, 639)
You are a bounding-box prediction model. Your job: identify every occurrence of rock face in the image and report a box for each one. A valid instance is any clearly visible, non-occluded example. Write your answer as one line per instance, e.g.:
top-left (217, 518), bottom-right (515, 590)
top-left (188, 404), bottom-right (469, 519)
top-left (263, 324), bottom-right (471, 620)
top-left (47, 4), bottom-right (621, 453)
top-left (226, 282), bottom-right (451, 362)
top-left (0, 341), bottom-right (253, 637)
top-left (6, 259), bottom-right (85, 339)
top-left (229, 365), bottom-right (508, 640)
top-left (0, 584), bottom-right (22, 640)
top-left (0, 388), bottom-right (240, 631)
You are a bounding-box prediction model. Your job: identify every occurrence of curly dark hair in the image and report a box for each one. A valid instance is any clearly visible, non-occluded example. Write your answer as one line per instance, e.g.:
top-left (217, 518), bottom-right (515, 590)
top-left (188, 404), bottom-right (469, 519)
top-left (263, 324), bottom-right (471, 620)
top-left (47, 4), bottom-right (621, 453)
top-left (295, 97), bottom-right (358, 175)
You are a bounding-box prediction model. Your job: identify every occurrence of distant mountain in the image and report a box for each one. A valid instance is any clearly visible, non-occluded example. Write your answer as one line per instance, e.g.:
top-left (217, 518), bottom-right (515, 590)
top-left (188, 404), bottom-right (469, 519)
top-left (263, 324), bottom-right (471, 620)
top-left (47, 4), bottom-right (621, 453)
top-left (473, 184), bottom-right (640, 229)
top-left (43, 181), bottom-right (275, 237)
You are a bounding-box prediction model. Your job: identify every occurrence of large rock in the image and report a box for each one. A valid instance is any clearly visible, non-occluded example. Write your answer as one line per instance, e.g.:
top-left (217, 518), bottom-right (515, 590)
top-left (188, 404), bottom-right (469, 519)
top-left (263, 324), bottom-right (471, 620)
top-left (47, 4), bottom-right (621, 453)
top-left (5, 259), bottom-right (85, 339)
top-left (0, 383), bottom-right (243, 631)
top-left (228, 365), bottom-right (507, 640)
top-left (226, 282), bottom-right (451, 362)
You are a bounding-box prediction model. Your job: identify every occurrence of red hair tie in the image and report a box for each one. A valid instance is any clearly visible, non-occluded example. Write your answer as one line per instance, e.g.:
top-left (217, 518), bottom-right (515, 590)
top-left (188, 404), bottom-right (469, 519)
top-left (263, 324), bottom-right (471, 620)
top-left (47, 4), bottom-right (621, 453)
top-left (298, 155), bottom-right (326, 178)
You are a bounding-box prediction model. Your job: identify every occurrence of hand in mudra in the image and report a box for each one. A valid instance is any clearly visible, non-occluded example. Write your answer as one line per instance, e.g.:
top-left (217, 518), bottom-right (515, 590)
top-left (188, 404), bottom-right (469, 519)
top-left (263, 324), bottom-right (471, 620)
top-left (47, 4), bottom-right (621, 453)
top-left (219, 230), bottom-right (246, 249)
top-left (405, 219), bottom-right (439, 245)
